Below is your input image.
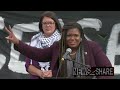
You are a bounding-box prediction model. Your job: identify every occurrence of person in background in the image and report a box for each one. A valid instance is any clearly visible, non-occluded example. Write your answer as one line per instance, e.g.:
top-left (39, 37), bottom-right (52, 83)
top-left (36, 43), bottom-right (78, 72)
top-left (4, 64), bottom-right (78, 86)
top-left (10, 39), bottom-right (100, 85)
top-left (25, 11), bottom-right (62, 79)
top-left (22, 11), bottom-right (62, 79)
top-left (5, 22), bottom-right (113, 79)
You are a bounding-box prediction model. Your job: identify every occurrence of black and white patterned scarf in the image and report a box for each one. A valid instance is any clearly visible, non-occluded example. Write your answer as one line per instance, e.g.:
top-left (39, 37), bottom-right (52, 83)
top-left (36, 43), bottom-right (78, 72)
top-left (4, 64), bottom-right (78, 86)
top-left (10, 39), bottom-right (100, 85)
top-left (30, 30), bottom-right (61, 71)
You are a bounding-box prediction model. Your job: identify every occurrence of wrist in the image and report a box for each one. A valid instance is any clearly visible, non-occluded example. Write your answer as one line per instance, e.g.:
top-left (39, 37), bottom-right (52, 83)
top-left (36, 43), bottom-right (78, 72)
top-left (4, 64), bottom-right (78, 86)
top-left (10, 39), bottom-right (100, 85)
top-left (15, 39), bottom-right (19, 45)
top-left (36, 69), bottom-right (42, 76)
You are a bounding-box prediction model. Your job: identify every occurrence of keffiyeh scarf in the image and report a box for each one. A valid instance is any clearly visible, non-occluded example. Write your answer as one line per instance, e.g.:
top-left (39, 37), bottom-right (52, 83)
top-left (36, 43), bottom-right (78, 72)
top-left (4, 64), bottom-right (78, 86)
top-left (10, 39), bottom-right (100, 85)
top-left (30, 30), bottom-right (61, 71)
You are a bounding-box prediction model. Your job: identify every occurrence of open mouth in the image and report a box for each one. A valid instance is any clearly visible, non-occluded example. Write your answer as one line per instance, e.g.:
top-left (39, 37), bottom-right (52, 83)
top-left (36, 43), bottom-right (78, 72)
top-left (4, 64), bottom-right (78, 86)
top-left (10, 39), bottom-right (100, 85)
top-left (69, 43), bottom-right (76, 46)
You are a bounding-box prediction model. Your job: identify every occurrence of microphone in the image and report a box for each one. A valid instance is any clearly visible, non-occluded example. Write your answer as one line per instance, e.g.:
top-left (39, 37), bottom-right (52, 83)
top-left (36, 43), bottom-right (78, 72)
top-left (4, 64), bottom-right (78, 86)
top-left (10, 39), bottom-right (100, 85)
top-left (62, 48), bottom-right (89, 67)
top-left (56, 48), bottom-right (72, 78)
top-left (61, 48), bottom-right (89, 67)
top-left (61, 48), bottom-right (72, 61)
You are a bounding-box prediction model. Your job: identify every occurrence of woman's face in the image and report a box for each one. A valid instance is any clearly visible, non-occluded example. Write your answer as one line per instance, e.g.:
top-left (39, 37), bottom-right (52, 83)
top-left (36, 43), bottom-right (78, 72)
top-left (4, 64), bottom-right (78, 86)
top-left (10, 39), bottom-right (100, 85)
top-left (66, 28), bottom-right (81, 49)
top-left (42, 16), bottom-right (56, 37)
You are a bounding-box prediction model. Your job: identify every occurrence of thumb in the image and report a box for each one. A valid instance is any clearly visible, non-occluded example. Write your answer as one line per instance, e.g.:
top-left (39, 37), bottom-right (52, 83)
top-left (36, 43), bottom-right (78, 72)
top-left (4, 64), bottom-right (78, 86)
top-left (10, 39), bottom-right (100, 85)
top-left (5, 37), bottom-right (10, 43)
top-left (5, 37), bottom-right (10, 40)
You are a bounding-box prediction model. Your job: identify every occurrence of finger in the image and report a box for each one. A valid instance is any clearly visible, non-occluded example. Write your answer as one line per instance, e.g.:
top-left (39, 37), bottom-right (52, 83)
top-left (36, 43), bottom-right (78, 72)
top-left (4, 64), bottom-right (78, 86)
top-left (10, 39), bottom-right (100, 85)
top-left (41, 76), bottom-right (44, 79)
top-left (40, 72), bottom-right (45, 79)
top-left (43, 72), bottom-right (48, 77)
top-left (45, 72), bottom-right (52, 77)
top-left (9, 25), bottom-right (13, 33)
top-left (47, 74), bottom-right (52, 77)
top-left (5, 37), bottom-right (12, 43)
top-left (5, 26), bottom-right (11, 34)
top-left (7, 40), bottom-right (9, 43)
top-left (41, 75), bottom-right (45, 79)
top-left (49, 72), bottom-right (52, 75)
top-left (5, 37), bottom-right (10, 43)
top-left (43, 72), bottom-right (47, 76)
top-left (43, 71), bottom-right (49, 76)
top-left (46, 72), bottom-right (51, 77)
top-left (5, 36), bottom-right (10, 40)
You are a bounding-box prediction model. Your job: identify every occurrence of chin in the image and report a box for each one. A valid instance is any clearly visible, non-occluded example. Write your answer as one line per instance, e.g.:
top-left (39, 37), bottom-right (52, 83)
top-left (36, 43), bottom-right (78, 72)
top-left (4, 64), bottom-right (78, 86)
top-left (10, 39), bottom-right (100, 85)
top-left (69, 46), bottom-right (77, 48)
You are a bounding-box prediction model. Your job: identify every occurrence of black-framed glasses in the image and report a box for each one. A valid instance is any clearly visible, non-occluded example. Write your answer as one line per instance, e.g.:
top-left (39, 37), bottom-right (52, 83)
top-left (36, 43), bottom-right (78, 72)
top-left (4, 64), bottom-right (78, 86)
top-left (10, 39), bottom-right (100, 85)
top-left (42, 22), bottom-right (55, 25)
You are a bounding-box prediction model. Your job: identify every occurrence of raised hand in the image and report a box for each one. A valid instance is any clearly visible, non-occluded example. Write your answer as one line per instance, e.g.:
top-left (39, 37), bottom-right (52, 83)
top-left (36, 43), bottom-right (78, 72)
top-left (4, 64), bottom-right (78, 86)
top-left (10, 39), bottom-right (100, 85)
top-left (5, 25), bottom-right (19, 44)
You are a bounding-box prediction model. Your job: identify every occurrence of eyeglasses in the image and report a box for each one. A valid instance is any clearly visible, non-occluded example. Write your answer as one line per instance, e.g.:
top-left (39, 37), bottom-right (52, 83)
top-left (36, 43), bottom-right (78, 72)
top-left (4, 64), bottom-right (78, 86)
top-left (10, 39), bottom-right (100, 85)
top-left (66, 34), bottom-right (80, 38)
top-left (42, 22), bottom-right (55, 25)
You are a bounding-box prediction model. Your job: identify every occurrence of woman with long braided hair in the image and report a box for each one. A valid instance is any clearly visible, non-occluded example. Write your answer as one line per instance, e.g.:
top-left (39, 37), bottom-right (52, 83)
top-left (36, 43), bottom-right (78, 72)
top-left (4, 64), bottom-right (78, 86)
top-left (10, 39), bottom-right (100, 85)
top-left (5, 22), bottom-right (113, 79)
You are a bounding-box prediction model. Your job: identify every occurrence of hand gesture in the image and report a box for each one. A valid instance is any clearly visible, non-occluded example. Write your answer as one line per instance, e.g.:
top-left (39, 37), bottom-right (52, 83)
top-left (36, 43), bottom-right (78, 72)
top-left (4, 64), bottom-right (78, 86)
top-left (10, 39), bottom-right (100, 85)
top-left (5, 25), bottom-right (19, 44)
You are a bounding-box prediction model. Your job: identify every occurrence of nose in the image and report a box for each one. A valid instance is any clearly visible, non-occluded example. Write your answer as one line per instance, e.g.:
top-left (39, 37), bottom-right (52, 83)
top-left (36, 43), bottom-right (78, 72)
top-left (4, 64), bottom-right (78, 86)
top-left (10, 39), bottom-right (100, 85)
top-left (46, 24), bottom-right (50, 26)
top-left (70, 36), bottom-right (75, 41)
top-left (71, 36), bottom-right (75, 39)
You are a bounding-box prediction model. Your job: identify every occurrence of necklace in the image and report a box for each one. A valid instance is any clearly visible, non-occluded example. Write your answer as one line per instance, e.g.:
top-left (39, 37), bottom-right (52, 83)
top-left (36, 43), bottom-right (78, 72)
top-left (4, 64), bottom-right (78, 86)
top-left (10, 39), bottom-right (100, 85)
top-left (70, 52), bottom-right (76, 56)
top-left (70, 52), bottom-right (76, 60)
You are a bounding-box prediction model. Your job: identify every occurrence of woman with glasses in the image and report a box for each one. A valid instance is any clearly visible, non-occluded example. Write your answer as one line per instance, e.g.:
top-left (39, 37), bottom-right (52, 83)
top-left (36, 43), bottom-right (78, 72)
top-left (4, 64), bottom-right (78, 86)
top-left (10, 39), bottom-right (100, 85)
top-left (14, 11), bottom-right (62, 79)
top-left (5, 22), bottom-right (113, 79)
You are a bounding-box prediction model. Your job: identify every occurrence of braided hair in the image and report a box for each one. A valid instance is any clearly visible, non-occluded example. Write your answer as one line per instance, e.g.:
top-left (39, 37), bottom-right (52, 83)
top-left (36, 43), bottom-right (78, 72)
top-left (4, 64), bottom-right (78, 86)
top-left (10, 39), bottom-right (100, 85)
top-left (59, 22), bottom-right (86, 63)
